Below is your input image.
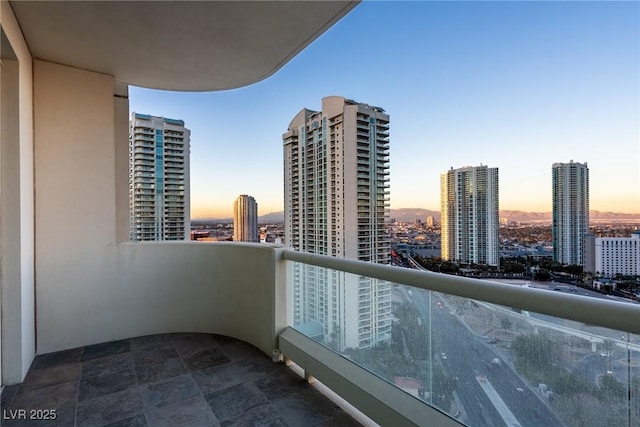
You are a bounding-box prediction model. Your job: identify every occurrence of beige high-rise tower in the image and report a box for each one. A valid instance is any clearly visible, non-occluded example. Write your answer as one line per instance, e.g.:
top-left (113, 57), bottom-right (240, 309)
top-left (283, 96), bottom-right (390, 261)
top-left (233, 195), bottom-right (258, 243)
top-left (283, 96), bottom-right (391, 350)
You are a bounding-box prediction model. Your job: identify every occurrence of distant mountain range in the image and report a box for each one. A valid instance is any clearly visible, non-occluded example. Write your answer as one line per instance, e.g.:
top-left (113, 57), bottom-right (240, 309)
top-left (258, 211), bottom-right (286, 223)
top-left (388, 208), bottom-right (440, 223)
top-left (389, 209), bottom-right (640, 223)
top-left (191, 210), bottom-right (286, 224)
top-left (498, 210), bottom-right (640, 224)
top-left (194, 209), bottom-right (640, 224)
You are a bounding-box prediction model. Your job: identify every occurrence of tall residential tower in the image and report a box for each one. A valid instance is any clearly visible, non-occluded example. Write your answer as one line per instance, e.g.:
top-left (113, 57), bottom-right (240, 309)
top-left (552, 161), bottom-right (589, 265)
top-left (283, 96), bottom-right (391, 350)
top-left (284, 96), bottom-right (390, 261)
top-left (233, 195), bottom-right (258, 242)
top-left (129, 113), bottom-right (190, 241)
top-left (441, 165), bottom-right (499, 266)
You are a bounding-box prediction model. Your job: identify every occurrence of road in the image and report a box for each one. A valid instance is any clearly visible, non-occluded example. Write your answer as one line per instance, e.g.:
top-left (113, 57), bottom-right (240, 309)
top-left (392, 257), bottom-right (640, 426)
top-left (406, 286), bottom-right (563, 427)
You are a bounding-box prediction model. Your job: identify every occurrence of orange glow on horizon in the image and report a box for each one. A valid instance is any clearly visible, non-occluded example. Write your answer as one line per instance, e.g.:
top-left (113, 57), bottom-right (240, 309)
top-left (191, 202), bottom-right (283, 220)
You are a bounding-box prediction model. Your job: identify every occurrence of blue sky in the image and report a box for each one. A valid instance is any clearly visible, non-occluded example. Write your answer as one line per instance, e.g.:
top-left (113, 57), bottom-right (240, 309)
top-left (130, 1), bottom-right (640, 219)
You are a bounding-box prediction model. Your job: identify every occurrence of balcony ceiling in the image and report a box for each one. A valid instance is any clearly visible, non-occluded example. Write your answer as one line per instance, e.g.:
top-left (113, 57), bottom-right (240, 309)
top-left (9, 0), bottom-right (358, 91)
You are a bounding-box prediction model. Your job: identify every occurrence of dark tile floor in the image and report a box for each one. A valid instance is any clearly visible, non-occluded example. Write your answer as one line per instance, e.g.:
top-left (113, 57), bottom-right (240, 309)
top-left (0, 333), bottom-right (363, 427)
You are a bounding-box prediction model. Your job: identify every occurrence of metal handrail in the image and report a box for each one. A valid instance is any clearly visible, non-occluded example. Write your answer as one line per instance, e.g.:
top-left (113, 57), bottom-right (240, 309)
top-left (281, 249), bottom-right (640, 336)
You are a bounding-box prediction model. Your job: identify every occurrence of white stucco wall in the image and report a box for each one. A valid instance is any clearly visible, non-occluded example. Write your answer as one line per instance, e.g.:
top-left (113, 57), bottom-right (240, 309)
top-left (1, 58), bottom-right (21, 385)
top-left (111, 243), bottom-right (282, 355)
top-left (33, 61), bottom-right (285, 357)
top-left (1, 0), bottom-right (35, 384)
top-left (37, 241), bottom-right (284, 357)
top-left (34, 59), bottom-right (121, 356)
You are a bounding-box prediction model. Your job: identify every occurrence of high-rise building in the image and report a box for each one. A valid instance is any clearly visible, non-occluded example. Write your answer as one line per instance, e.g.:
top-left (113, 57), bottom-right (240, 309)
top-left (284, 96), bottom-right (390, 261)
top-left (426, 215), bottom-right (435, 227)
top-left (283, 96), bottom-right (391, 350)
top-left (129, 113), bottom-right (190, 241)
top-left (585, 232), bottom-right (640, 278)
top-left (440, 165), bottom-right (499, 266)
top-left (552, 161), bottom-right (589, 265)
top-left (233, 195), bottom-right (258, 242)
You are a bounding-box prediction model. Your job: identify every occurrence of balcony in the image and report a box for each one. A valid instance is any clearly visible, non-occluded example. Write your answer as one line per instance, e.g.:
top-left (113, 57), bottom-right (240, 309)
top-left (12, 242), bottom-right (628, 426)
top-left (3, 1), bottom-right (639, 426)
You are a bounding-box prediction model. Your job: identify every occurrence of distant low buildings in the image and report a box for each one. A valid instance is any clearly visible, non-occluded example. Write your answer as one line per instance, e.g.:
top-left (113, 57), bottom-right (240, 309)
top-left (584, 231), bottom-right (640, 278)
top-left (190, 230), bottom-right (210, 241)
top-left (259, 226), bottom-right (283, 244)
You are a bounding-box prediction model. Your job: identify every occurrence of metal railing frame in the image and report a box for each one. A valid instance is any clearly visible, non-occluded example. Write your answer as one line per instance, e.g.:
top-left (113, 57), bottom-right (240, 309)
top-left (281, 249), bottom-right (640, 336)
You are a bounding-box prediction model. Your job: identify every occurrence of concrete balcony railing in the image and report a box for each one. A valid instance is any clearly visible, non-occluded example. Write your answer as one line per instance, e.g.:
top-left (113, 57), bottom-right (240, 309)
top-left (36, 243), bottom-right (287, 362)
top-left (29, 242), bottom-right (640, 426)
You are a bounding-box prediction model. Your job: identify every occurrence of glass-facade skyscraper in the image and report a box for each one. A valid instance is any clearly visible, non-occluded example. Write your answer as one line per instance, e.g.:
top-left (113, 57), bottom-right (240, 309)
top-left (440, 165), bottom-right (499, 266)
top-left (129, 113), bottom-right (190, 241)
top-left (233, 194), bottom-right (259, 242)
top-left (552, 161), bottom-right (589, 265)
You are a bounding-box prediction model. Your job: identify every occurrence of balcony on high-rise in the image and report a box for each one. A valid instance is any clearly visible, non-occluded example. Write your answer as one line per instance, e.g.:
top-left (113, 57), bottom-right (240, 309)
top-left (2, 1), bottom-right (640, 427)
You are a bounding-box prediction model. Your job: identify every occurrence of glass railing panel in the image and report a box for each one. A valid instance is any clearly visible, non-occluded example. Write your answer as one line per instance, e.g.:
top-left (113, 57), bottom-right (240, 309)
top-left (289, 260), bottom-right (640, 427)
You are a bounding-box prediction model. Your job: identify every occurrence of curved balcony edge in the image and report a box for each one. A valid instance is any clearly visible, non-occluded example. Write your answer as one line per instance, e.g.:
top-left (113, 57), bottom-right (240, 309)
top-left (35, 242), bottom-right (289, 360)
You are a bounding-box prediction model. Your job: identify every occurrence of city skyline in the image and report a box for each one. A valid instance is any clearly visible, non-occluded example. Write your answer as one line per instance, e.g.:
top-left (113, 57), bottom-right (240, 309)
top-left (129, 1), bottom-right (639, 218)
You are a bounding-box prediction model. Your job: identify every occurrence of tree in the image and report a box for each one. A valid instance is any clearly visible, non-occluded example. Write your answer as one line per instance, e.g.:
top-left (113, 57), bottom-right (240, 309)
top-left (513, 333), bottom-right (564, 382)
top-left (500, 317), bottom-right (513, 332)
top-left (600, 373), bottom-right (625, 401)
top-left (553, 393), bottom-right (611, 427)
top-left (534, 270), bottom-right (551, 281)
top-left (432, 366), bottom-right (457, 408)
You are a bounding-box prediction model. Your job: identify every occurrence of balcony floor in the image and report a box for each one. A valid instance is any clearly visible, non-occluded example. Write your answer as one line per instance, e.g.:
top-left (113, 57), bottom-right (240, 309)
top-left (1, 333), bottom-right (362, 427)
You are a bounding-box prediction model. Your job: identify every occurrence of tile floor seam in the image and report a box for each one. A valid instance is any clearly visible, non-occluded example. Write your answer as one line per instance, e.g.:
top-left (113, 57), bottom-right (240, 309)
top-left (128, 339), bottom-right (149, 427)
top-left (74, 360), bottom-right (82, 427)
top-left (181, 343), bottom-right (221, 426)
top-left (140, 338), bottom-right (217, 426)
top-left (174, 341), bottom-right (191, 377)
top-left (187, 370), bottom-right (210, 415)
top-left (72, 346), bottom-right (85, 427)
